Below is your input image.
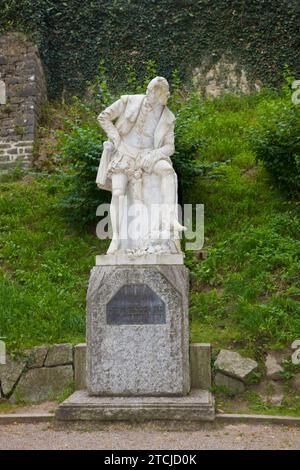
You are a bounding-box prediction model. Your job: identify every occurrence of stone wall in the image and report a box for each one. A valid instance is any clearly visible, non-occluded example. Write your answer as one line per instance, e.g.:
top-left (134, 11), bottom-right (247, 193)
top-left (0, 32), bottom-right (47, 171)
top-left (0, 343), bottom-right (212, 403)
top-left (192, 56), bottom-right (263, 98)
top-left (0, 343), bottom-right (77, 402)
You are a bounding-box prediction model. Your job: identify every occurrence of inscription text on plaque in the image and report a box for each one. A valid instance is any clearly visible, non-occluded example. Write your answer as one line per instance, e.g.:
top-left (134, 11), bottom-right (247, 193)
top-left (106, 284), bottom-right (166, 325)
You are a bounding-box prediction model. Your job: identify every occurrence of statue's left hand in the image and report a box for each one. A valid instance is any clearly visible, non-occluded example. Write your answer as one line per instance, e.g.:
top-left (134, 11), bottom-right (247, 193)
top-left (142, 152), bottom-right (153, 171)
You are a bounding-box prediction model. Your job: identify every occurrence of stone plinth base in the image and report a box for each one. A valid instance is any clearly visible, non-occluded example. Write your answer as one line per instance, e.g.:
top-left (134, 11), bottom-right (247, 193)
top-left (87, 264), bottom-right (190, 396)
top-left (56, 389), bottom-right (215, 422)
top-left (95, 253), bottom-right (184, 265)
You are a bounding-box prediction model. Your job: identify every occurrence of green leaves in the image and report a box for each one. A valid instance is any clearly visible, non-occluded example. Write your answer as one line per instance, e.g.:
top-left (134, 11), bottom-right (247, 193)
top-left (1, 1), bottom-right (299, 98)
top-left (252, 97), bottom-right (300, 196)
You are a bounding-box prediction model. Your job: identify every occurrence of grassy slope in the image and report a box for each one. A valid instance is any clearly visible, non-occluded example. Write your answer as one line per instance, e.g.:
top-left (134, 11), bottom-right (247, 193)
top-left (0, 175), bottom-right (107, 349)
top-left (187, 93), bottom-right (300, 358)
top-left (0, 91), bottom-right (299, 358)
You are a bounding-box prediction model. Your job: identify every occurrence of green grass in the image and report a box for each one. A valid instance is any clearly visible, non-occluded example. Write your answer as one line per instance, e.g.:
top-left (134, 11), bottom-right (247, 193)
top-left (185, 91), bottom-right (300, 358)
top-left (216, 389), bottom-right (300, 417)
top-left (0, 401), bottom-right (26, 413)
top-left (0, 174), bottom-right (107, 350)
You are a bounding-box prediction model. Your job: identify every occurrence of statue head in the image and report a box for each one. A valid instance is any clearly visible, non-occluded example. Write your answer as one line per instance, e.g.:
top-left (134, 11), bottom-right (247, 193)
top-left (146, 76), bottom-right (170, 106)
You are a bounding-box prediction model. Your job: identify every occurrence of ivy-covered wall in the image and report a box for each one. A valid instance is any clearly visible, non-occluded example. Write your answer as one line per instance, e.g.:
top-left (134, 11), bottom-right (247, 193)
top-left (1, 0), bottom-right (299, 98)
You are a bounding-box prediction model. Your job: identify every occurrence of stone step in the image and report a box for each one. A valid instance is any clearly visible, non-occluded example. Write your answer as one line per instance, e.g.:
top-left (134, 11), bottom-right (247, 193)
top-left (56, 389), bottom-right (215, 422)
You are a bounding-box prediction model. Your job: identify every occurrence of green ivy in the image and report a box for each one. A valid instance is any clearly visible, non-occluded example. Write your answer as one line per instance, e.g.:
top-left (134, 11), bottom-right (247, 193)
top-left (1, 1), bottom-right (300, 98)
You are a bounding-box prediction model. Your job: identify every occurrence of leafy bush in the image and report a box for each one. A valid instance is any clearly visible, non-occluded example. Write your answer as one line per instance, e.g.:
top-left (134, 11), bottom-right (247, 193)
top-left (252, 96), bottom-right (300, 196)
top-left (172, 93), bottom-right (227, 203)
top-left (55, 102), bottom-right (110, 226)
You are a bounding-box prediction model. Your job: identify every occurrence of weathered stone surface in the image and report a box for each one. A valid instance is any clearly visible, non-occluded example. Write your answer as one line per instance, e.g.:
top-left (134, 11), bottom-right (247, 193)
top-left (11, 365), bottom-right (73, 402)
top-left (96, 254), bottom-right (183, 265)
top-left (250, 379), bottom-right (284, 405)
top-left (0, 355), bottom-right (27, 396)
top-left (291, 348), bottom-right (300, 365)
top-left (0, 140), bottom-right (33, 168)
top-left (56, 389), bottom-right (215, 422)
top-left (87, 265), bottom-right (190, 396)
top-left (269, 381), bottom-right (284, 406)
top-left (0, 32), bottom-right (47, 169)
top-left (265, 353), bottom-right (283, 381)
top-left (214, 350), bottom-right (258, 382)
top-left (0, 79), bottom-right (6, 104)
top-left (74, 343), bottom-right (86, 390)
top-left (190, 343), bottom-right (211, 390)
top-left (193, 55), bottom-right (256, 97)
top-left (0, 340), bottom-right (5, 366)
top-left (214, 372), bottom-right (245, 394)
top-left (290, 373), bottom-right (300, 392)
top-left (44, 343), bottom-right (73, 367)
top-left (25, 346), bottom-right (48, 369)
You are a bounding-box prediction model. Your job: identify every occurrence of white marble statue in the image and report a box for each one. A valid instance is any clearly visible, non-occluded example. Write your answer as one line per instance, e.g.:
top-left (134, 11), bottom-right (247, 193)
top-left (96, 76), bottom-right (185, 255)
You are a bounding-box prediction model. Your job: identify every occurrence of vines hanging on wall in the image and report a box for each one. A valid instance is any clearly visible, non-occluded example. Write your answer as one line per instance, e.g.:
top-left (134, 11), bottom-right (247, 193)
top-left (1, 0), bottom-right (299, 98)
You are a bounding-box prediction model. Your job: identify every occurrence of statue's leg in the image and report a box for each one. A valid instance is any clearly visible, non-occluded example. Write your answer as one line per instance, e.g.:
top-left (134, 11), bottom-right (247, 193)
top-left (108, 172), bottom-right (128, 254)
top-left (153, 160), bottom-right (186, 235)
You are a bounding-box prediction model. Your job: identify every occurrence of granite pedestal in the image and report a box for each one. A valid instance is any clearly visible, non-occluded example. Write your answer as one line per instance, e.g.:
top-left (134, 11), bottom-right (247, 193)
top-left (56, 389), bottom-right (215, 422)
top-left (57, 255), bottom-right (215, 422)
top-left (86, 260), bottom-right (190, 396)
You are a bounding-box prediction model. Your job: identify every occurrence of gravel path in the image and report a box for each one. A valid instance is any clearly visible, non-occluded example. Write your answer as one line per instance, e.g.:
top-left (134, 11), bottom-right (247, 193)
top-left (0, 422), bottom-right (300, 449)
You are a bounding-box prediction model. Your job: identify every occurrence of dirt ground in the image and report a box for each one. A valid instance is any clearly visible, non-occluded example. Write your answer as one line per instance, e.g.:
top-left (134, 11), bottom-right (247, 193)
top-left (1, 403), bottom-right (300, 450)
top-left (0, 421), bottom-right (300, 450)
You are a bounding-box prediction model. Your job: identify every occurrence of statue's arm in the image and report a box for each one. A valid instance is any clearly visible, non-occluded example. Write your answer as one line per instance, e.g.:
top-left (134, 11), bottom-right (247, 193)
top-left (143, 122), bottom-right (175, 171)
top-left (151, 122), bottom-right (175, 163)
top-left (158, 122), bottom-right (175, 158)
top-left (97, 97), bottom-right (126, 146)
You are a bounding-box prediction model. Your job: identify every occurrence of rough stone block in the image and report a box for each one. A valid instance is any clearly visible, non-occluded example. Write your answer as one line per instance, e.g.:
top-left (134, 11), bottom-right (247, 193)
top-left (265, 353), bottom-right (283, 381)
top-left (25, 346), bottom-right (48, 369)
top-left (11, 365), bottom-right (74, 402)
top-left (87, 264), bottom-right (190, 396)
top-left (269, 381), bottom-right (284, 405)
top-left (214, 349), bottom-right (258, 382)
top-left (291, 373), bottom-right (300, 392)
top-left (190, 343), bottom-right (211, 390)
top-left (214, 372), bottom-right (245, 394)
top-left (0, 355), bottom-right (27, 396)
top-left (74, 343), bottom-right (86, 390)
top-left (44, 343), bottom-right (73, 367)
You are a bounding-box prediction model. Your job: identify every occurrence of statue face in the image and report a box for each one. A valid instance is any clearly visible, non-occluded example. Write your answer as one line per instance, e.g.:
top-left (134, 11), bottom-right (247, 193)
top-left (146, 77), bottom-right (170, 106)
top-left (146, 86), bottom-right (169, 106)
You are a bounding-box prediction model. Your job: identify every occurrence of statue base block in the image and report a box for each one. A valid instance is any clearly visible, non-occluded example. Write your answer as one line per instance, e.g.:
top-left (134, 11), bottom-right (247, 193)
top-left (95, 253), bottom-right (184, 266)
top-left (56, 389), bottom-right (215, 422)
top-left (86, 263), bottom-right (190, 396)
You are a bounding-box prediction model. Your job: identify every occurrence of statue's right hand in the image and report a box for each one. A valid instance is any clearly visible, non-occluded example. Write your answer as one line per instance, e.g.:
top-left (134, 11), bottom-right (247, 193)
top-left (111, 134), bottom-right (121, 149)
top-left (103, 141), bottom-right (115, 152)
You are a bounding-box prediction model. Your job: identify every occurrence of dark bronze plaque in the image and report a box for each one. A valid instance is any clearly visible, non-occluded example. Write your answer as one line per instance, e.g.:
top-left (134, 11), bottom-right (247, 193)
top-left (106, 284), bottom-right (166, 325)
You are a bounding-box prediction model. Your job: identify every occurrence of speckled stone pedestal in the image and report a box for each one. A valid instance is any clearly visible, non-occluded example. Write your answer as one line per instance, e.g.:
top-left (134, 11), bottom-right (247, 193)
top-left (86, 263), bottom-right (190, 396)
top-left (56, 260), bottom-right (216, 422)
top-left (56, 389), bottom-right (215, 422)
